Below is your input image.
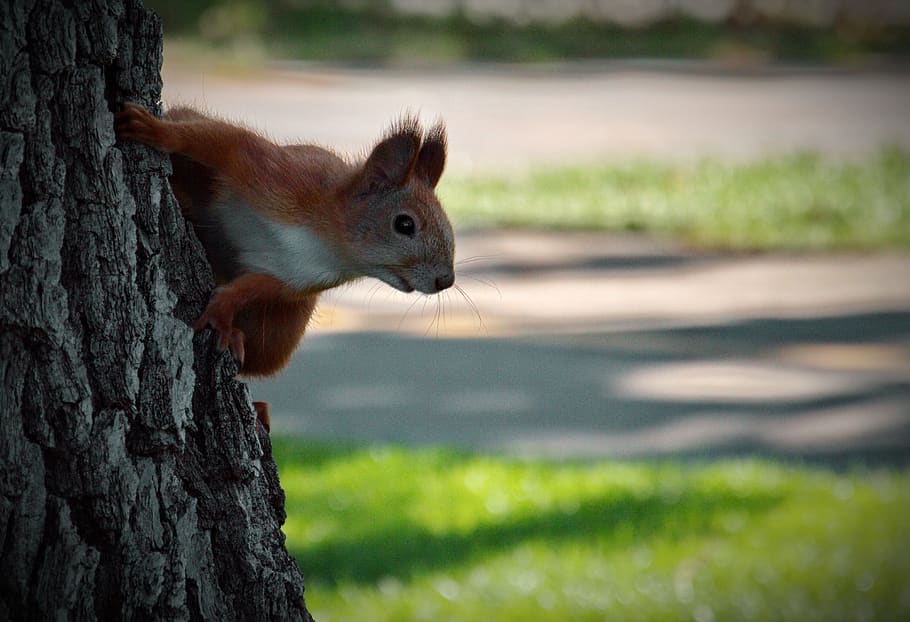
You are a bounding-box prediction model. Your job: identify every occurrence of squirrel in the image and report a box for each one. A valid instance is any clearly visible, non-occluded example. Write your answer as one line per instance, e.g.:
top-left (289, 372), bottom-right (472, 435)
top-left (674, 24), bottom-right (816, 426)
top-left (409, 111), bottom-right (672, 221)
top-left (114, 102), bottom-right (455, 429)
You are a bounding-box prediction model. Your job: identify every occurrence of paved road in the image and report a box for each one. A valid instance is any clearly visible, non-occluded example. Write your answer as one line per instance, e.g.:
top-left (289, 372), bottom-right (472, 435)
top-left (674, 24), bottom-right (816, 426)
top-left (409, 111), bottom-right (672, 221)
top-left (163, 63), bottom-right (910, 174)
top-left (162, 64), bottom-right (910, 462)
top-left (250, 231), bottom-right (910, 465)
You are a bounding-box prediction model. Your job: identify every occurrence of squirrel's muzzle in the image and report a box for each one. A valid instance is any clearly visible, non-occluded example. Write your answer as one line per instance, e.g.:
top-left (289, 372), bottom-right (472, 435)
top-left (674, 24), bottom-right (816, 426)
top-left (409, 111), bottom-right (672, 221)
top-left (434, 271), bottom-right (455, 292)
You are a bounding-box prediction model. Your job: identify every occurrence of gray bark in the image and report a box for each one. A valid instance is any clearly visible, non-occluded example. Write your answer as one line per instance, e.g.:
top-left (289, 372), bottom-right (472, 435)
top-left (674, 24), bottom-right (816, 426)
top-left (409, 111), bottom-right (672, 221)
top-left (0, 0), bottom-right (312, 619)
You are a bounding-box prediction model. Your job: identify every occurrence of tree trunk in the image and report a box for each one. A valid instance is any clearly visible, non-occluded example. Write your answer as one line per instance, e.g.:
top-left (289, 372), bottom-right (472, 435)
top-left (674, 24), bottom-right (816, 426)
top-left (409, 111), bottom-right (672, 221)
top-left (0, 1), bottom-right (313, 619)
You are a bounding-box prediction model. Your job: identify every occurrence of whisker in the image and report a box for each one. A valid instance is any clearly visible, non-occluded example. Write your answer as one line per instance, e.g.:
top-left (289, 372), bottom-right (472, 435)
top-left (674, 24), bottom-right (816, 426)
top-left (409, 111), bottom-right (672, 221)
top-left (454, 284), bottom-right (486, 331)
top-left (461, 274), bottom-right (502, 299)
top-left (423, 303), bottom-right (433, 336)
top-left (431, 297), bottom-right (439, 338)
top-left (425, 295), bottom-right (441, 337)
top-left (436, 296), bottom-right (446, 339)
top-left (440, 292), bottom-right (448, 335)
top-left (365, 282), bottom-right (385, 310)
top-left (397, 293), bottom-right (425, 332)
top-left (456, 253), bottom-right (503, 266)
top-left (438, 295), bottom-right (444, 338)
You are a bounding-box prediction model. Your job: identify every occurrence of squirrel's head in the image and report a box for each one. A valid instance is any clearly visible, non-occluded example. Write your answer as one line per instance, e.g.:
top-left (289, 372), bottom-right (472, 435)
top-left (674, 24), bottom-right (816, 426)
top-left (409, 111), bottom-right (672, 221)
top-left (345, 116), bottom-right (455, 295)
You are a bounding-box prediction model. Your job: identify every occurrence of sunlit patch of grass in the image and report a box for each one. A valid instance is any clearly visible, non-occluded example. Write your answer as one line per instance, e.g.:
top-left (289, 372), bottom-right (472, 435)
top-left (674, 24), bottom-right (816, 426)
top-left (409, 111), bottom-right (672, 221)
top-left (272, 439), bottom-right (910, 622)
top-left (440, 148), bottom-right (910, 250)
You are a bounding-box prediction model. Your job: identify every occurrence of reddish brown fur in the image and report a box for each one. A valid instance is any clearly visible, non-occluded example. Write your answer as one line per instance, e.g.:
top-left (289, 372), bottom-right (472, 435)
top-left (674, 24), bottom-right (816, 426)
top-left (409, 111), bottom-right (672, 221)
top-left (114, 102), bottom-right (450, 378)
top-left (235, 295), bottom-right (317, 377)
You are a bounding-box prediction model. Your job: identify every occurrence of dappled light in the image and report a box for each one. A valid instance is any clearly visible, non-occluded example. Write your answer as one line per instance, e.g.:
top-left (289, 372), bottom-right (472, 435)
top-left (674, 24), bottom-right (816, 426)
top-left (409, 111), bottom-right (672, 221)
top-left (259, 320), bottom-right (910, 462)
top-left (257, 231), bottom-right (910, 614)
top-left (142, 8), bottom-right (910, 619)
top-left (615, 359), bottom-right (871, 403)
top-left (273, 441), bottom-right (910, 621)
top-left (249, 224), bottom-right (910, 619)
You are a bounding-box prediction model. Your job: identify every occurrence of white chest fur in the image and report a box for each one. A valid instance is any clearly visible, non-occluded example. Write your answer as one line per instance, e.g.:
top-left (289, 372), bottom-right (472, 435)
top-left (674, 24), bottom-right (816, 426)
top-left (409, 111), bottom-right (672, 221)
top-left (215, 194), bottom-right (346, 291)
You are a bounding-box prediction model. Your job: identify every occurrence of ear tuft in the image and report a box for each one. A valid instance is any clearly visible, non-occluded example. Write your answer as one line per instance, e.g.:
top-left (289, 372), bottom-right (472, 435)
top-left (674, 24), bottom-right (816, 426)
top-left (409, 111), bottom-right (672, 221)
top-left (416, 120), bottom-right (447, 189)
top-left (364, 115), bottom-right (423, 190)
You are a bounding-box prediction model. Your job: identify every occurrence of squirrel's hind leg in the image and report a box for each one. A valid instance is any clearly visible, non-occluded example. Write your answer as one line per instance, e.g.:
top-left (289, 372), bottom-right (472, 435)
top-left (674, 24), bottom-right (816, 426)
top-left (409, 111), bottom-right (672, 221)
top-left (234, 295), bottom-right (317, 377)
top-left (253, 401), bottom-right (271, 433)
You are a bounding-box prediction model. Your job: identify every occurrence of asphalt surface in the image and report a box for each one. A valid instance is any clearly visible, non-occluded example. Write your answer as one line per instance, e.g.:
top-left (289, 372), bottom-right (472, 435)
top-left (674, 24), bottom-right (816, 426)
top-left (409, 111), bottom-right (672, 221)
top-left (249, 230), bottom-right (910, 465)
top-left (163, 64), bottom-right (910, 463)
top-left (163, 63), bottom-right (910, 174)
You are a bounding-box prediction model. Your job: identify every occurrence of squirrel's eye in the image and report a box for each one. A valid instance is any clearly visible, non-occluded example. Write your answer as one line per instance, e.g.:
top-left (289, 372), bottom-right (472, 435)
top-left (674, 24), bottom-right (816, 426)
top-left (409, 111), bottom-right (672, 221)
top-left (393, 214), bottom-right (416, 237)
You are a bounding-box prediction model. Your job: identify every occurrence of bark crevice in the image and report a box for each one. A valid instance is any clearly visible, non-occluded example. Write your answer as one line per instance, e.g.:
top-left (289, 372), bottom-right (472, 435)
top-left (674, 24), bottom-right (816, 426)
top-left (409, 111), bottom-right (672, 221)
top-left (0, 1), bottom-right (312, 619)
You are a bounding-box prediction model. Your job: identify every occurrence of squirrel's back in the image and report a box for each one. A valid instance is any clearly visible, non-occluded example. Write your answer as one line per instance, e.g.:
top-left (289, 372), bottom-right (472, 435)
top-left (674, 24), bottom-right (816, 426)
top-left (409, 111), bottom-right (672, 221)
top-left (165, 108), bottom-right (359, 284)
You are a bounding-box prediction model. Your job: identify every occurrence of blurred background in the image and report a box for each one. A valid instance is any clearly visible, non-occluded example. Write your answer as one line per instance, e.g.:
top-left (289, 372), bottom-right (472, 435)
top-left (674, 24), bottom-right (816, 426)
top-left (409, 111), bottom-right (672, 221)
top-left (147, 1), bottom-right (909, 620)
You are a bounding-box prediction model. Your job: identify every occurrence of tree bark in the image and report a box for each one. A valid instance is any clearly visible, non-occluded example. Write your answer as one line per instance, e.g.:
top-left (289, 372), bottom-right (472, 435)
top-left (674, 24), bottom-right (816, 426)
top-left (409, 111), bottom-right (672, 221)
top-left (0, 1), bottom-right (313, 619)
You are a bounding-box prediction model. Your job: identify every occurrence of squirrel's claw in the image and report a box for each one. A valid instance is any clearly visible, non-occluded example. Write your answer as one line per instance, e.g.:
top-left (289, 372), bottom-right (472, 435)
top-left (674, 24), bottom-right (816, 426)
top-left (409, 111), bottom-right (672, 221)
top-left (196, 318), bottom-right (246, 369)
top-left (114, 102), bottom-right (159, 145)
top-left (194, 289), bottom-right (246, 369)
top-left (114, 102), bottom-right (180, 152)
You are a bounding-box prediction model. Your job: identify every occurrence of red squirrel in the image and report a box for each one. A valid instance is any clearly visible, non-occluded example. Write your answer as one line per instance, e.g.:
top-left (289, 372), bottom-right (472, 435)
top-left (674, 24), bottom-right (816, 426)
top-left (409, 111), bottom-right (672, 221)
top-left (114, 103), bottom-right (455, 427)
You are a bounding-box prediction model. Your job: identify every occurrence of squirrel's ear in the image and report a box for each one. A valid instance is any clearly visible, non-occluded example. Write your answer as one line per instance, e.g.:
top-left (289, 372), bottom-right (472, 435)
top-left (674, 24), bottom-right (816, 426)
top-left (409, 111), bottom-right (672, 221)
top-left (364, 119), bottom-right (422, 190)
top-left (416, 121), bottom-right (447, 189)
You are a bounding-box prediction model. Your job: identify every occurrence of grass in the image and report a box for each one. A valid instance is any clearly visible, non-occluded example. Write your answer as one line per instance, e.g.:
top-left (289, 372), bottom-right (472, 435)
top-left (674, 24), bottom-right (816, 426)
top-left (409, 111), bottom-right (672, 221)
top-left (439, 148), bottom-right (910, 250)
top-left (273, 439), bottom-right (910, 622)
top-left (145, 1), bottom-right (910, 67)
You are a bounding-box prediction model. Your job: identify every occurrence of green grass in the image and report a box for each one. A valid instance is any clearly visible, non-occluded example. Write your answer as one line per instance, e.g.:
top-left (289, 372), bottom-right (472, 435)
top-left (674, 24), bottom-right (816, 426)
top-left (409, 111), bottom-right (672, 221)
top-left (439, 148), bottom-right (910, 250)
top-left (273, 439), bottom-right (910, 622)
top-left (146, 1), bottom-right (910, 66)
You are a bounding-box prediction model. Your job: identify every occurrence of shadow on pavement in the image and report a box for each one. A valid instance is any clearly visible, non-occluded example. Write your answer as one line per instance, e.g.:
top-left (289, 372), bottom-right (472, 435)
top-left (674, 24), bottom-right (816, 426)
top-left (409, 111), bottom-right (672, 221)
top-left (473, 252), bottom-right (703, 277)
top-left (251, 310), bottom-right (910, 468)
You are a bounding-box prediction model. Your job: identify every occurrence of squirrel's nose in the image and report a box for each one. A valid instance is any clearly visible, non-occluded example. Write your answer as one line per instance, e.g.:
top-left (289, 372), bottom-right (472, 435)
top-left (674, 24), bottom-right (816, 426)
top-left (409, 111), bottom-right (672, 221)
top-left (434, 272), bottom-right (454, 292)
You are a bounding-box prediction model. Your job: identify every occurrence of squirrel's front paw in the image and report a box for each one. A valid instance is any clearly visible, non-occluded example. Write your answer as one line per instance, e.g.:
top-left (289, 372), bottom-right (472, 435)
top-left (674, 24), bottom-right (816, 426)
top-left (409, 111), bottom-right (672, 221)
top-left (114, 103), bottom-right (171, 151)
top-left (194, 291), bottom-right (246, 367)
